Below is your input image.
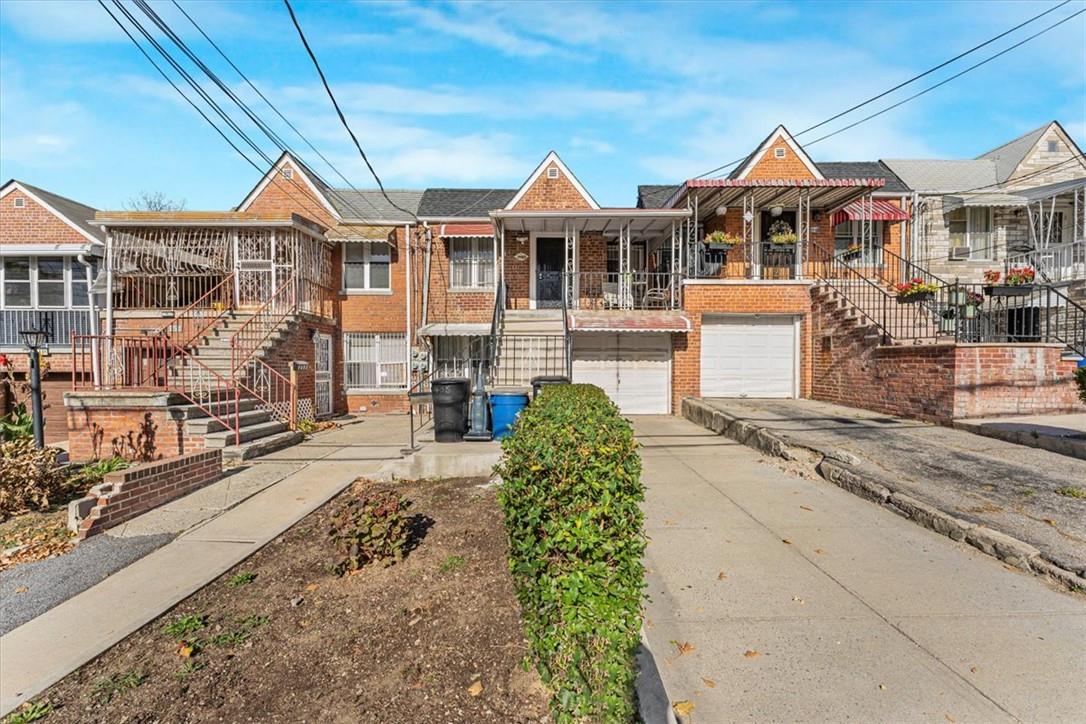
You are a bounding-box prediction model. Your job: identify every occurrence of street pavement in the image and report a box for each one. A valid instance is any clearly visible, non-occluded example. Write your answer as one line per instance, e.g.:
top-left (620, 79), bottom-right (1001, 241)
top-left (634, 415), bottom-right (1086, 724)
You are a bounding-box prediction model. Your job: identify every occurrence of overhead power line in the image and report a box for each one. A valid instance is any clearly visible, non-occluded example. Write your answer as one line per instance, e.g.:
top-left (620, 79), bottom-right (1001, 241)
top-left (693, 1), bottom-right (1083, 180)
top-left (282, 0), bottom-right (418, 221)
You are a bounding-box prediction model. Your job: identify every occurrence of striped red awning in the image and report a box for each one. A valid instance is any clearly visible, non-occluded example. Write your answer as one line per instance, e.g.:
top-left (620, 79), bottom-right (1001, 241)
top-left (438, 223), bottom-right (493, 238)
top-left (831, 199), bottom-right (910, 226)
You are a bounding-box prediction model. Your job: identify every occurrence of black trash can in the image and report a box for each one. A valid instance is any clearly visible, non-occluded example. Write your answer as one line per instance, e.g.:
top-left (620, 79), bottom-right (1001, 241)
top-left (530, 375), bottom-right (571, 399)
top-left (432, 377), bottom-right (471, 442)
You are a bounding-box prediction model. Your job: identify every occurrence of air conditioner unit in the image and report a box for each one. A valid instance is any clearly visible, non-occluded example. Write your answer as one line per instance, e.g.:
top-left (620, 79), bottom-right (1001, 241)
top-left (948, 246), bottom-right (971, 261)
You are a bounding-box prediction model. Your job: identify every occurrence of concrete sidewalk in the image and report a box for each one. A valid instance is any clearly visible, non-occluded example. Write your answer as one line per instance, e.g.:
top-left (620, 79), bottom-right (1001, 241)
top-left (633, 415), bottom-right (1086, 723)
top-left (686, 398), bottom-right (1086, 581)
top-left (0, 417), bottom-right (408, 716)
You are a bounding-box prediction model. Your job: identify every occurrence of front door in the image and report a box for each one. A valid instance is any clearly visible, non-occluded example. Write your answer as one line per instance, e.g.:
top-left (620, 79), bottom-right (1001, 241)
top-left (535, 237), bottom-right (565, 308)
top-left (313, 332), bottom-right (333, 418)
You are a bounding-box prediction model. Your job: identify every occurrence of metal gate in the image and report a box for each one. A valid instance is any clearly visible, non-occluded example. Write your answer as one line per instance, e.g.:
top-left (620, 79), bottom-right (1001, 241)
top-left (314, 332), bottom-right (333, 417)
top-left (235, 230), bottom-right (276, 307)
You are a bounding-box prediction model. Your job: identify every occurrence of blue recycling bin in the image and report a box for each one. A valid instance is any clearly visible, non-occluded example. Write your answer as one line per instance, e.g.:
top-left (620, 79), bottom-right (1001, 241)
top-left (490, 391), bottom-right (530, 440)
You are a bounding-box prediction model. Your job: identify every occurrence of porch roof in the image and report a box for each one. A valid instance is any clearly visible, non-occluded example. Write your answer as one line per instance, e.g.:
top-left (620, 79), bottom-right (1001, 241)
top-left (490, 207), bottom-right (690, 236)
top-left (93, 211), bottom-right (327, 239)
top-left (830, 199), bottom-right (910, 226)
top-left (667, 177), bottom-right (887, 215)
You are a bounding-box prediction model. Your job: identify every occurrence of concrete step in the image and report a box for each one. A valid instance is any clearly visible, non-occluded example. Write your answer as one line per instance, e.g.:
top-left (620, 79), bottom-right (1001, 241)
top-left (202, 419), bottom-right (289, 448)
top-left (185, 407), bottom-right (273, 435)
top-left (220, 429), bottom-right (305, 461)
top-left (170, 397), bottom-right (261, 420)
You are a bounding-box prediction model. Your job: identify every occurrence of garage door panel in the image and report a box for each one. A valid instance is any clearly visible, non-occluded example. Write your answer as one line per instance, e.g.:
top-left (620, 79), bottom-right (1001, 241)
top-left (701, 316), bottom-right (796, 398)
top-left (572, 333), bottom-right (670, 414)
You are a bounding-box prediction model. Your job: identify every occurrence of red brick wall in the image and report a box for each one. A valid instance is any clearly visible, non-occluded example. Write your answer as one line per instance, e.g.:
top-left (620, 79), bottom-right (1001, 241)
top-left (512, 161), bottom-right (593, 210)
top-left (73, 449), bottom-right (222, 539)
top-left (66, 405), bottom-right (204, 463)
top-left (1, 187), bottom-right (93, 246)
top-left (1, 370), bottom-right (70, 444)
top-left (672, 282), bottom-right (813, 412)
top-left (810, 287), bottom-right (1084, 421)
top-left (744, 136), bottom-right (818, 181)
top-left (345, 391), bottom-right (410, 415)
top-left (259, 315), bottom-right (346, 419)
top-left (240, 161), bottom-right (338, 229)
top-left (423, 233), bottom-right (494, 324)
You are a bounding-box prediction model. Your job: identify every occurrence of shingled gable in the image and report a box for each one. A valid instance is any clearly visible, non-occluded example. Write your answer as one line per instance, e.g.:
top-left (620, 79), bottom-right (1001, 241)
top-left (504, 151), bottom-right (600, 211)
top-left (729, 125), bottom-right (825, 182)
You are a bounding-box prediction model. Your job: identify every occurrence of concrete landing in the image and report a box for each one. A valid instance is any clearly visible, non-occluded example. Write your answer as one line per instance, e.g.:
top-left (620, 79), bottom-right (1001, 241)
top-left (954, 413), bottom-right (1086, 460)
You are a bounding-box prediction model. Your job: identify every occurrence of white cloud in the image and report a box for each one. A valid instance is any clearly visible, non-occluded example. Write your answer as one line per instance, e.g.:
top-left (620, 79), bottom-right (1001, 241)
top-left (570, 137), bottom-right (615, 154)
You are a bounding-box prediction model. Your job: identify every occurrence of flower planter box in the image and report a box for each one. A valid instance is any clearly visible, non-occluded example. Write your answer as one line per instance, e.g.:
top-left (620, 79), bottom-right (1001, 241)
top-left (706, 243), bottom-right (737, 252)
top-left (897, 292), bottom-right (934, 304)
top-left (982, 284), bottom-right (1036, 297)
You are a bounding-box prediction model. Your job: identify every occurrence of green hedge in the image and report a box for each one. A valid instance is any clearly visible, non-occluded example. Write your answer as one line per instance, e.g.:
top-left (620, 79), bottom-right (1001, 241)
top-left (1075, 366), bottom-right (1086, 405)
top-left (495, 384), bottom-right (645, 722)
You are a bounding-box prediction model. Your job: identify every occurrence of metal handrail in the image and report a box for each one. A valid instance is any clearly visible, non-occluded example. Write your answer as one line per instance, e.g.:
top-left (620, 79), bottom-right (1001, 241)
top-left (230, 277), bottom-right (297, 373)
top-left (157, 274), bottom-right (234, 350)
top-left (405, 368), bottom-right (435, 453)
top-left (561, 275), bottom-right (572, 378)
top-left (233, 356), bottom-right (298, 432)
top-left (488, 278), bottom-right (506, 384)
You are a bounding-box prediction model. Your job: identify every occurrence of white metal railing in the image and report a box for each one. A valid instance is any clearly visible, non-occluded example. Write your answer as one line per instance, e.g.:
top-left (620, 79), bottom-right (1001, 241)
top-left (1007, 238), bottom-right (1086, 283)
top-left (1, 308), bottom-right (94, 347)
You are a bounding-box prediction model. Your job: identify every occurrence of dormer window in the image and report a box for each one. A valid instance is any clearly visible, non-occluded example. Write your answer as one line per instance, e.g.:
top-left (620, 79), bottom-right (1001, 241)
top-left (1047, 140), bottom-right (1059, 153)
top-left (282, 168), bottom-right (294, 180)
top-left (547, 167), bottom-right (559, 179)
top-left (13, 197), bottom-right (25, 208)
top-left (774, 148), bottom-right (786, 159)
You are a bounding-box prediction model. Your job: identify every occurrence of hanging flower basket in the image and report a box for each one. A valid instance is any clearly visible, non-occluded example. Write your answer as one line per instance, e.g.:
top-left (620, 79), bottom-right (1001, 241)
top-left (895, 278), bottom-right (938, 303)
top-left (981, 267), bottom-right (1036, 296)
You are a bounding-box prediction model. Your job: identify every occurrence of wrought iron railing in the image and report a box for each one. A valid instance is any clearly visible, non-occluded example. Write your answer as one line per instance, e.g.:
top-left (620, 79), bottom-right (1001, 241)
top-left (565, 271), bottom-right (682, 310)
top-left (113, 273), bottom-right (229, 310)
top-left (947, 283), bottom-right (1085, 356)
top-left (1006, 239), bottom-right (1086, 283)
top-left (156, 275), bottom-right (234, 350)
top-left (489, 334), bottom-right (567, 387)
top-left (405, 369), bottom-right (434, 453)
top-left (230, 277), bottom-right (299, 429)
top-left (1, 309), bottom-right (94, 347)
top-left (690, 239), bottom-right (821, 280)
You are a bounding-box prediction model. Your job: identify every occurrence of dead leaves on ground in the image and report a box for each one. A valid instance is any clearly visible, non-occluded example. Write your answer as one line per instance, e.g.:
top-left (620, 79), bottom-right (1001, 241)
top-left (743, 649), bottom-right (761, 659)
top-left (700, 677), bottom-right (716, 688)
top-left (466, 680), bottom-right (483, 697)
top-left (671, 640), bottom-right (695, 656)
top-left (673, 700), bottom-right (695, 717)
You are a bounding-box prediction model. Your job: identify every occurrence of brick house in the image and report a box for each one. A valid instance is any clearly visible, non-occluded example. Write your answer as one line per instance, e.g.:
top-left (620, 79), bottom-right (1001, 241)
top-left (4, 123), bottom-right (1083, 459)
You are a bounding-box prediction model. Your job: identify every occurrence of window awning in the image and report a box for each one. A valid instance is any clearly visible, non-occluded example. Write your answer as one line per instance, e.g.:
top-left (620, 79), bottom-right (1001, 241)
top-left (567, 311), bottom-right (692, 333)
top-left (327, 224), bottom-right (394, 242)
top-left (830, 199), bottom-right (910, 226)
top-left (439, 223), bottom-right (494, 238)
top-left (418, 322), bottom-right (491, 337)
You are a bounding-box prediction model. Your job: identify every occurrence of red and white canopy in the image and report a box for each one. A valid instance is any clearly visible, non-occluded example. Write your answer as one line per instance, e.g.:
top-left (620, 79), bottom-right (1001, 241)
top-left (830, 199), bottom-right (910, 227)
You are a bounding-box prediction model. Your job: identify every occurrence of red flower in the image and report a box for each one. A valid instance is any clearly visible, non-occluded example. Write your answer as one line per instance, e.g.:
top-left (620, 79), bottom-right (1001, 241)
top-left (0, 354), bottom-right (9, 368)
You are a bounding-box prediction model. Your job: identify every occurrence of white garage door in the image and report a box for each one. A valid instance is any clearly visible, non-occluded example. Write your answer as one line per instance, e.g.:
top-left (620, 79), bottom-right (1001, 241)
top-left (700, 315), bottom-right (797, 398)
top-left (572, 333), bottom-right (671, 414)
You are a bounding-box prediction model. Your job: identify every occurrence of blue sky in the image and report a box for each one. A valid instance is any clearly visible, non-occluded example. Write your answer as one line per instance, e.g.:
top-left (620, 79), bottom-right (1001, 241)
top-left (1, 0), bottom-right (1083, 210)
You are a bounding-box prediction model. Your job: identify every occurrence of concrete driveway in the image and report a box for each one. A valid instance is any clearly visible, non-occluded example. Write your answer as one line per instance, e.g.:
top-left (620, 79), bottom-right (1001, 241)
top-left (634, 415), bottom-right (1086, 723)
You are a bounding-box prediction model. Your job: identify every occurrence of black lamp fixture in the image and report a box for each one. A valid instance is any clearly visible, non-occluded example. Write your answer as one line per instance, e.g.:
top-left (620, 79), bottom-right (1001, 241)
top-left (18, 326), bottom-right (48, 449)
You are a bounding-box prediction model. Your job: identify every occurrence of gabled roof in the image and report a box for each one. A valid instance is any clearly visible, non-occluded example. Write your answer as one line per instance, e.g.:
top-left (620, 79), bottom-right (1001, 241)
top-left (880, 159), bottom-right (999, 194)
top-left (0, 179), bottom-right (105, 244)
top-left (505, 151), bottom-right (599, 210)
top-left (418, 188), bottom-right (517, 219)
top-left (728, 125), bottom-right (825, 181)
top-left (977, 122), bottom-right (1052, 183)
top-left (637, 184), bottom-right (681, 208)
top-left (818, 161), bottom-right (910, 194)
top-left (329, 189), bottom-right (422, 223)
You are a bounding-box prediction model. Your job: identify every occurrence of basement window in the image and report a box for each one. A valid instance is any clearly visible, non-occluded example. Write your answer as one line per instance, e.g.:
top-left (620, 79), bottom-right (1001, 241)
top-left (774, 148), bottom-right (786, 159)
top-left (547, 167), bottom-right (559, 179)
top-left (344, 332), bottom-right (407, 389)
top-left (13, 197), bottom-right (25, 208)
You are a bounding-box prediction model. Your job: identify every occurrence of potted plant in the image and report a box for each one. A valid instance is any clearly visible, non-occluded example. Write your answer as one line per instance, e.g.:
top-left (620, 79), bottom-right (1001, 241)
top-left (982, 267), bottom-right (1036, 296)
top-left (842, 243), bottom-right (863, 261)
top-left (894, 278), bottom-right (939, 303)
top-left (939, 308), bottom-right (957, 334)
top-left (704, 230), bottom-right (742, 251)
top-left (960, 290), bottom-right (983, 319)
top-left (767, 220), bottom-right (797, 248)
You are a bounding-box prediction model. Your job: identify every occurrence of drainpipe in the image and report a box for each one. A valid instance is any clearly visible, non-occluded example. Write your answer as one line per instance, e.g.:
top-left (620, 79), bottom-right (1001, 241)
top-left (420, 223), bottom-right (432, 330)
top-left (104, 230), bottom-right (114, 336)
top-left (404, 222), bottom-right (412, 387)
top-left (910, 191), bottom-right (919, 264)
top-left (77, 252), bottom-right (101, 387)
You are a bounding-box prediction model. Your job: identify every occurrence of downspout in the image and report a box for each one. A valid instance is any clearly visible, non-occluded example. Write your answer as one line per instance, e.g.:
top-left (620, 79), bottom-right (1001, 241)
top-left (404, 223), bottom-right (412, 389)
top-left (910, 191), bottom-right (919, 264)
top-left (77, 252), bottom-right (101, 387)
top-left (420, 224), bottom-right (433, 331)
top-left (104, 230), bottom-right (114, 336)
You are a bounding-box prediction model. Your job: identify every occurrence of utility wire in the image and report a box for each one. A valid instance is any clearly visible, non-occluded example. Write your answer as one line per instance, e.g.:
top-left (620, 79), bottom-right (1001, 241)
top-left (693, 2), bottom-right (1083, 179)
top-left (99, 0), bottom-right (363, 231)
top-left (282, 0), bottom-right (418, 221)
top-left (136, 0), bottom-right (385, 223)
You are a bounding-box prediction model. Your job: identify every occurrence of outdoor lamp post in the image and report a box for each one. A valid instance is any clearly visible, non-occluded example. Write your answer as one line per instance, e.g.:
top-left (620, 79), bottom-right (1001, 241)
top-left (19, 327), bottom-right (48, 449)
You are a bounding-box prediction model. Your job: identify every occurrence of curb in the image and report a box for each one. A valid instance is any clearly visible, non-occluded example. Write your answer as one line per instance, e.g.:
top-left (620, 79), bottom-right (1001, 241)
top-left (681, 398), bottom-right (1086, 593)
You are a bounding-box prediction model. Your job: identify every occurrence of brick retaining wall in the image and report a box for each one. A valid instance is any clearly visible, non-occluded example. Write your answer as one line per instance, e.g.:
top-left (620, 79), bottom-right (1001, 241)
top-left (70, 449), bottom-right (222, 539)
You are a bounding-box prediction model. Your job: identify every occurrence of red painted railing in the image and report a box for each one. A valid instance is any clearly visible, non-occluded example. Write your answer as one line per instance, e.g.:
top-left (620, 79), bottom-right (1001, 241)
top-left (157, 275), bottom-right (234, 350)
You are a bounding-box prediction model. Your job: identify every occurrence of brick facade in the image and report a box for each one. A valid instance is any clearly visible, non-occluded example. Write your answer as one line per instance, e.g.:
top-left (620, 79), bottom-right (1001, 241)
top-left (0, 187), bottom-right (93, 246)
top-left (65, 392), bottom-right (205, 463)
top-left (70, 449), bottom-right (222, 539)
top-left (743, 135), bottom-right (818, 181)
top-left (511, 161), bottom-right (594, 210)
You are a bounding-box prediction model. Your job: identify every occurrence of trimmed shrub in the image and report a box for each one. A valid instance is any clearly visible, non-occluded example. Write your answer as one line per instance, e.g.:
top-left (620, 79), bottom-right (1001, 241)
top-left (495, 384), bottom-right (645, 722)
top-left (1075, 366), bottom-right (1086, 405)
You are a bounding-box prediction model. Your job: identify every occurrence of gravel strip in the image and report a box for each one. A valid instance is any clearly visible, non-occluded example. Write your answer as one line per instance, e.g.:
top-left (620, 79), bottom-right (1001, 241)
top-left (0, 533), bottom-right (174, 636)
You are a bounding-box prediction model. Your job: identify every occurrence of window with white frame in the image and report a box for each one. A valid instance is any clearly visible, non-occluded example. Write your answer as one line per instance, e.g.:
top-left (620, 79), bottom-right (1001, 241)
top-left (343, 332), bottom-right (407, 389)
top-left (833, 221), bottom-right (884, 256)
top-left (947, 207), bottom-right (992, 259)
top-left (432, 335), bottom-right (488, 378)
top-left (448, 237), bottom-right (494, 289)
top-left (0, 256), bottom-right (94, 308)
top-left (343, 242), bottom-right (391, 291)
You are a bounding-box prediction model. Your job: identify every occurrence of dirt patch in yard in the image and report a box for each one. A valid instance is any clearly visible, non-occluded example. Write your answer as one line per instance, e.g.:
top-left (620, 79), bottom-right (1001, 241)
top-left (31, 477), bottom-right (549, 723)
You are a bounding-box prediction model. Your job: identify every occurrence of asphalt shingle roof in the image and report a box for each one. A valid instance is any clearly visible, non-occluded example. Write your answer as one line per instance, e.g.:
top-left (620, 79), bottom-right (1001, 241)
top-left (817, 161), bottom-right (910, 194)
top-left (6, 180), bottom-right (104, 243)
top-left (327, 188), bottom-right (423, 223)
top-left (417, 188), bottom-right (517, 218)
top-left (636, 184), bottom-right (680, 208)
top-left (977, 122), bottom-right (1051, 183)
top-left (880, 159), bottom-right (999, 194)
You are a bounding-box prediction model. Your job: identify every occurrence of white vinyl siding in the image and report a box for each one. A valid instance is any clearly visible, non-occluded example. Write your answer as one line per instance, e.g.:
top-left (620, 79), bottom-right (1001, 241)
top-left (700, 315), bottom-right (797, 398)
top-left (343, 332), bottom-right (407, 390)
top-left (448, 237), bottom-right (494, 289)
top-left (343, 243), bottom-right (391, 292)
